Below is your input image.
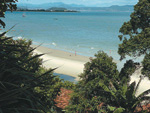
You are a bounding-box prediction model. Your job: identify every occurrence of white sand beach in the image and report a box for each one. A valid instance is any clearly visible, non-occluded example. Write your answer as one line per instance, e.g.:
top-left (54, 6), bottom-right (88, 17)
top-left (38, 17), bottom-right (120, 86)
top-left (31, 45), bottom-right (90, 80)
top-left (32, 45), bottom-right (150, 95)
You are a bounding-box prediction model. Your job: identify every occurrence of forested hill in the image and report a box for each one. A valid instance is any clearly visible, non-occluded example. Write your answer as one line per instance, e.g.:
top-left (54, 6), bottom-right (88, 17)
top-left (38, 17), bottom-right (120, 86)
top-left (17, 2), bottom-right (133, 12)
top-left (68, 5), bottom-right (134, 12)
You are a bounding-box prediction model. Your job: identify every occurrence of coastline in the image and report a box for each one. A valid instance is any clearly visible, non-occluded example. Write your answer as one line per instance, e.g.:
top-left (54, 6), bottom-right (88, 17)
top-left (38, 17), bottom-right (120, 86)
top-left (31, 45), bottom-right (150, 95)
top-left (32, 45), bottom-right (150, 95)
top-left (31, 45), bottom-right (90, 81)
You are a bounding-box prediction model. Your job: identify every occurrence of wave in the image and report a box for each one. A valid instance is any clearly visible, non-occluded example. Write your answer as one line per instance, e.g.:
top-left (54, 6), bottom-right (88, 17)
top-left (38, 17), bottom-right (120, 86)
top-left (52, 42), bottom-right (57, 46)
top-left (12, 36), bottom-right (23, 40)
top-left (17, 36), bottom-right (23, 40)
top-left (91, 47), bottom-right (95, 50)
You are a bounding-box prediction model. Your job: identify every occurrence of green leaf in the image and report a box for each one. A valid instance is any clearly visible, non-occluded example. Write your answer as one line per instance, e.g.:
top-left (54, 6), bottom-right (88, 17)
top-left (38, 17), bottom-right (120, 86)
top-left (0, 25), bottom-right (16, 37)
top-left (107, 105), bottom-right (116, 111)
top-left (113, 107), bottom-right (125, 113)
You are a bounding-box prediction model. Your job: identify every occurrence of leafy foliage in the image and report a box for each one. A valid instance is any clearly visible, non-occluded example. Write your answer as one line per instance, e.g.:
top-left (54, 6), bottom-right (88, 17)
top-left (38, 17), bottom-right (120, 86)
top-left (118, 0), bottom-right (150, 79)
top-left (80, 51), bottom-right (119, 84)
top-left (119, 60), bottom-right (137, 84)
top-left (118, 0), bottom-right (150, 59)
top-left (66, 51), bottom-right (119, 112)
top-left (66, 0), bottom-right (150, 112)
top-left (98, 77), bottom-right (150, 113)
top-left (61, 81), bottom-right (76, 90)
top-left (0, 32), bottom-right (62, 113)
top-left (0, 0), bottom-right (18, 28)
top-left (79, 51), bottom-right (119, 99)
top-left (142, 53), bottom-right (150, 78)
top-left (66, 51), bottom-right (150, 113)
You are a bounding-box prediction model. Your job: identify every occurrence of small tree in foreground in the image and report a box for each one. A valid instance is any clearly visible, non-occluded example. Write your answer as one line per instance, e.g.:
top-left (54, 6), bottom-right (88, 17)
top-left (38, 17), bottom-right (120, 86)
top-left (66, 52), bottom-right (150, 113)
top-left (98, 77), bottom-right (150, 113)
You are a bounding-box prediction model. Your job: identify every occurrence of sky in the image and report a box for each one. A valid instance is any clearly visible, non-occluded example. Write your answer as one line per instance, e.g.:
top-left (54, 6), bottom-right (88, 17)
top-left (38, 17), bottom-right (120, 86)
top-left (19, 0), bottom-right (139, 7)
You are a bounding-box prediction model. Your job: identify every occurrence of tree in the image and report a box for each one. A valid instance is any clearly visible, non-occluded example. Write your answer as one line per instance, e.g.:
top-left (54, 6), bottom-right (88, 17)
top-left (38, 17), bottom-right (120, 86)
top-left (98, 77), bottom-right (150, 113)
top-left (118, 0), bottom-right (150, 59)
top-left (0, 0), bottom-right (18, 28)
top-left (78, 51), bottom-right (119, 99)
top-left (0, 32), bottom-right (62, 113)
top-left (118, 0), bottom-right (150, 78)
top-left (0, 1), bottom-right (63, 112)
top-left (66, 51), bottom-right (120, 113)
top-left (66, 51), bottom-right (150, 113)
top-left (119, 60), bottom-right (137, 85)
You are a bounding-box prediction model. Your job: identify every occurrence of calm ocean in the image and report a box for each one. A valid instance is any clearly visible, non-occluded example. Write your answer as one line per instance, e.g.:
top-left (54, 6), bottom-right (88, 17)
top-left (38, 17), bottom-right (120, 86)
top-left (2, 11), bottom-right (139, 81)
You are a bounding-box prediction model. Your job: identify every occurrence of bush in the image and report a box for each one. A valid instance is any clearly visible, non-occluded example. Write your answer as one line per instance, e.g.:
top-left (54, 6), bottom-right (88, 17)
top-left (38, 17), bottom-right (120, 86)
top-left (0, 32), bottom-right (62, 113)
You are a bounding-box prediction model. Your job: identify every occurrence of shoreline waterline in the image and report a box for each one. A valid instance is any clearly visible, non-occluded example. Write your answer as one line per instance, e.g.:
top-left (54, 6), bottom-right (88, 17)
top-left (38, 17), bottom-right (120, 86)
top-left (31, 45), bottom-right (150, 96)
top-left (31, 45), bottom-right (90, 81)
top-left (31, 44), bottom-right (121, 81)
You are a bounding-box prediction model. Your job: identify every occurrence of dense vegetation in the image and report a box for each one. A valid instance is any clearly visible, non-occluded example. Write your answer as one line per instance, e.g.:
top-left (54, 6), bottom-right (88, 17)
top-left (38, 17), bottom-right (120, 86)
top-left (65, 52), bottom-right (150, 113)
top-left (16, 7), bottom-right (78, 12)
top-left (1, 0), bottom-right (150, 113)
top-left (0, 1), bottom-right (63, 112)
top-left (0, 32), bottom-right (63, 112)
top-left (118, 0), bottom-right (150, 78)
top-left (66, 0), bottom-right (150, 112)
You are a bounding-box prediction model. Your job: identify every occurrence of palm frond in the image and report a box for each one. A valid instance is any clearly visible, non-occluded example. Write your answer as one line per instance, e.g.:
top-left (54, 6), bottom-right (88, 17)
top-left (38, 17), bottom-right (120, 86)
top-left (19, 47), bottom-right (37, 58)
top-left (109, 81), bottom-right (117, 92)
top-left (41, 67), bottom-right (58, 76)
top-left (0, 37), bottom-right (13, 43)
top-left (0, 30), bottom-right (61, 112)
top-left (113, 107), bottom-right (125, 113)
top-left (27, 54), bottom-right (44, 62)
top-left (132, 96), bottom-right (150, 108)
top-left (137, 89), bottom-right (150, 99)
top-left (0, 25), bottom-right (16, 37)
top-left (135, 76), bottom-right (143, 93)
top-left (126, 81), bottom-right (136, 99)
top-left (99, 81), bottom-right (110, 92)
top-left (121, 84), bottom-right (128, 96)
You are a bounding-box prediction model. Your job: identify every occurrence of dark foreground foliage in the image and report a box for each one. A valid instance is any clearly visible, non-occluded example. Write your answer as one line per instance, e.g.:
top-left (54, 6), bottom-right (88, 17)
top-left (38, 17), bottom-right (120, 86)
top-left (0, 31), bottom-right (62, 113)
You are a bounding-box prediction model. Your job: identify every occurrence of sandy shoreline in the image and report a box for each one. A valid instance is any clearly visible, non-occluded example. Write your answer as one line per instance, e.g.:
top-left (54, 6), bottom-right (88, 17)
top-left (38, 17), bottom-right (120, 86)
top-left (31, 45), bottom-right (90, 80)
top-left (32, 45), bottom-right (150, 95)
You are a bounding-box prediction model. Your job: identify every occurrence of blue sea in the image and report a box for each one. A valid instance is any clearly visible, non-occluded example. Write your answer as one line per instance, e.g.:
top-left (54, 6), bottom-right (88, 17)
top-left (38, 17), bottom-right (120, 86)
top-left (2, 11), bottom-right (141, 81)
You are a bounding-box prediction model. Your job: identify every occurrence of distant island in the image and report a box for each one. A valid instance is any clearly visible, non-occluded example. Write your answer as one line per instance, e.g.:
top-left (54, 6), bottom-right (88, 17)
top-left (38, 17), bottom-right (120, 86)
top-left (17, 2), bottom-right (134, 12)
top-left (14, 7), bottom-right (78, 12)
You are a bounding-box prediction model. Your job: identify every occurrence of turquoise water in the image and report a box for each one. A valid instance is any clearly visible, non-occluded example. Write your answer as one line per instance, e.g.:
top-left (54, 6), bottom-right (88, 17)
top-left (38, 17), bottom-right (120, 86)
top-left (54, 73), bottom-right (76, 82)
top-left (2, 11), bottom-right (137, 81)
top-left (2, 11), bottom-right (130, 58)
